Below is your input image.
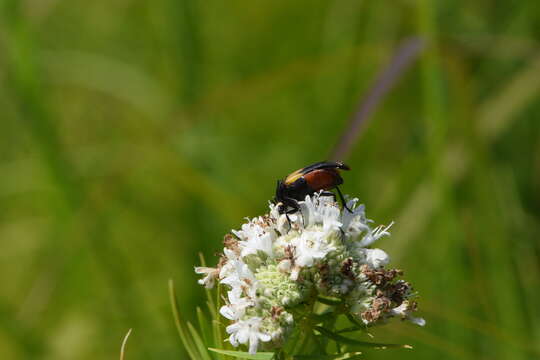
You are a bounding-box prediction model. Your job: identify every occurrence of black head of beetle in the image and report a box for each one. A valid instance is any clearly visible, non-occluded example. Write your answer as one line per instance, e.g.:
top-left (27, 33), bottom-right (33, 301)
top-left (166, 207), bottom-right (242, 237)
top-left (274, 161), bottom-right (351, 216)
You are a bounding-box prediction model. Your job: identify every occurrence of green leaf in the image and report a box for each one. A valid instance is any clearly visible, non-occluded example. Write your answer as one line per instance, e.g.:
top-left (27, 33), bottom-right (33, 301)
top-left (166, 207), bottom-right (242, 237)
top-left (310, 310), bottom-right (336, 323)
top-left (197, 307), bottom-right (212, 352)
top-left (338, 314), bottom-right (374, 335)
top-left (213, 284), bottom-right (226, 359)
top-left (335, 326), bottom-right (362, 334)
top-left (282, 327), bottom-right (302, 354)
top-left (119, 328), bottom-right (132, 360)
top-left (344, 313), bottom-right (364, 329)
top-left (208, 348), bottom-right (275, 359)
top-left (316, 296), bottom-right (342, 306)
top-left (188, 322), bottom-right (213, 360)
top-left (314, 327), bottom-right (412, 349)
top-left (168, 279), bottom-right (202, 359)
top-left (477, 53), bottom-right (540, 142)
top-left (207, 299), bottom-right (218, 321)
top-left (293, 352), bottom-right (363, 359)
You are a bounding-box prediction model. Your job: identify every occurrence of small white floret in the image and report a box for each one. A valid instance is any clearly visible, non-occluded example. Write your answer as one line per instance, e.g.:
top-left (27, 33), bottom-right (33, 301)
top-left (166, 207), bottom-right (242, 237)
top-left (364, 248), bottom-right (390, 268)
top-left (194, 266), bottom-right (219, 288)
top-left (226, 317), bottom-right (271, 354)
top-left (359, 222), bottom-right (393, 247)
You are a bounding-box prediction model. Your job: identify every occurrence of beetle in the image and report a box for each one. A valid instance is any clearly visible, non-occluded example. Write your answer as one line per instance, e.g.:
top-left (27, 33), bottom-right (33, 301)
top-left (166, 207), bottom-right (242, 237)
top-left (274, 161), bottom-right (351, 217)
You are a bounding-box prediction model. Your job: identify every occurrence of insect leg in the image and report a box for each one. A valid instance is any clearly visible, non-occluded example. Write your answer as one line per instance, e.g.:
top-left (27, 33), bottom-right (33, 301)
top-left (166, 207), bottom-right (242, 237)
top-left (335, 186), bottom-right (353, 213)
top-left (285, 197), bottom-right (305, 227)
top-left (285, 212), bottom-right (292, 229)
top-left (320, 191), bottom-right (337, 201)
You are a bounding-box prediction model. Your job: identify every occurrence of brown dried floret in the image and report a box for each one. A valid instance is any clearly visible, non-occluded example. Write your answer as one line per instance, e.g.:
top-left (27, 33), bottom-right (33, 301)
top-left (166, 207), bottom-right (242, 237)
top-left (216, 255), bottom-right (227, 270)
top-left (276, 245), bottom-right (296, 268)
top-left (223, 233), bottom-right (239, 251)
top-left (340, 258), bottom-right (356, 280)
top-left (262, 214), bottom-right (276, 227)
top-left (360, 265), bottom-right (417, 324)
top-left (361, 294), bottom-right (392, 323)
top-left (271, 306), bottom-right (284, 320)
top-left (284, 245), bottom-right (295, 262)
top-left (386, 280), bottom-right (412, 304)
top-left (360, 264), bottom-right (403, 286)
top-left (317, 262), bottom-right (331, 289)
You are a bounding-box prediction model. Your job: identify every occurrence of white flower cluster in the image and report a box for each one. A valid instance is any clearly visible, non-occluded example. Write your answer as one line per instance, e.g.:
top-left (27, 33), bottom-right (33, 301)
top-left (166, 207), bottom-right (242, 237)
top-left (195, 193), bottom-right (424, 354)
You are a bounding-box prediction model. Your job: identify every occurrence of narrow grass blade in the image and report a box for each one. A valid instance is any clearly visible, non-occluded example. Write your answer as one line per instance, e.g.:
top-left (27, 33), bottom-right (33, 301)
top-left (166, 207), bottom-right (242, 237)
top-left (310, 311), bottom-right (336, 323)
top-left (315, 326), bottom-right (412, 349)
top-left (342, 313), bottom-right (373, 337)
top-left (344, 313), bottom-right (364, 329)
top-left (293, 352), bottom-right (363, 359)
top-left (197, 307), bottom-right (212, 354)
top-left (207, 300), bottom-right (218, 324)
top-left (336, 326), bottom-right (362, 334)
top-left (119, 328), bottom-right (132, 360)
top-left (208, 348), bottom-right (275, 359)
top-left (213, 283), bottom-right (227, 359)
top-left (316, 296), bottom-right (342, 306)
top-left (206, 299), bottom-right (218, 323)
top-left (168, 279), bottom-right (201, 359)
top-left (477, 53), bottom-right (540, 142)
top-left (187, 322), bottom-right (213, 360)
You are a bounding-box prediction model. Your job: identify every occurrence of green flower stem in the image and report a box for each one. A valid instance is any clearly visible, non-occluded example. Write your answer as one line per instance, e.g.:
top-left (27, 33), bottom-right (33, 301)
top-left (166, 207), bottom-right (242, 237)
top-left (335, 326), bottom-right (362, 334)
top-left (344, 312), bottom-right (364, 329)
top-left (316, 296), bottom-right (343, 306)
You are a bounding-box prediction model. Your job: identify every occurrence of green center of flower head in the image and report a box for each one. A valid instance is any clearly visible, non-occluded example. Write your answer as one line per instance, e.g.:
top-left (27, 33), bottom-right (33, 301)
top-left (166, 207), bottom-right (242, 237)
top-left (195, 192), bottom-right (424, 355)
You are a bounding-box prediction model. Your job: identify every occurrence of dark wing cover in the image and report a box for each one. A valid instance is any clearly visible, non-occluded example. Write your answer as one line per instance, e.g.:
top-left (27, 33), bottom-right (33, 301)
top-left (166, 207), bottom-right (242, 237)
top-left (300, 161), bottom-right (350, 174)
top-left (284, 161), bottom-right (350, 185)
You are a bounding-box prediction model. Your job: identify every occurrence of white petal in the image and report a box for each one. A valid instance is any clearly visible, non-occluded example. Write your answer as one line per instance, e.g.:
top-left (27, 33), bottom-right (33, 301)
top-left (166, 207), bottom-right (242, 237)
top-left (277, 259), bottom-right (291, 273)
top-left (237, 327), bottom-right (250, 344)
top-left (220, 305), bottom-right (238, 320)
top-left (359, 222), bottom-right (393, 247)
top-left (410, 317), bottom-right (426, 326)
top-left (258, 332), bottom-right (272, 342)
top-left (248, 336), bottom-right (259, 354)
top-left (365, 248), bottom-right (390, 268)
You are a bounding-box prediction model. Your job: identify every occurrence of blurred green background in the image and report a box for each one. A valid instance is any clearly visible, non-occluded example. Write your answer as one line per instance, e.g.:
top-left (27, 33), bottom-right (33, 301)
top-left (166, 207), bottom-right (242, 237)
top-left (1, 0), bottom-right (540, 359)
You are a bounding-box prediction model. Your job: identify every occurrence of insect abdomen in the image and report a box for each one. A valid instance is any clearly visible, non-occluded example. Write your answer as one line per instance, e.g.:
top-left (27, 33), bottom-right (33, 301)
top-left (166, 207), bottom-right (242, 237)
top-left (303, 169), bottom-right (343, 192)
